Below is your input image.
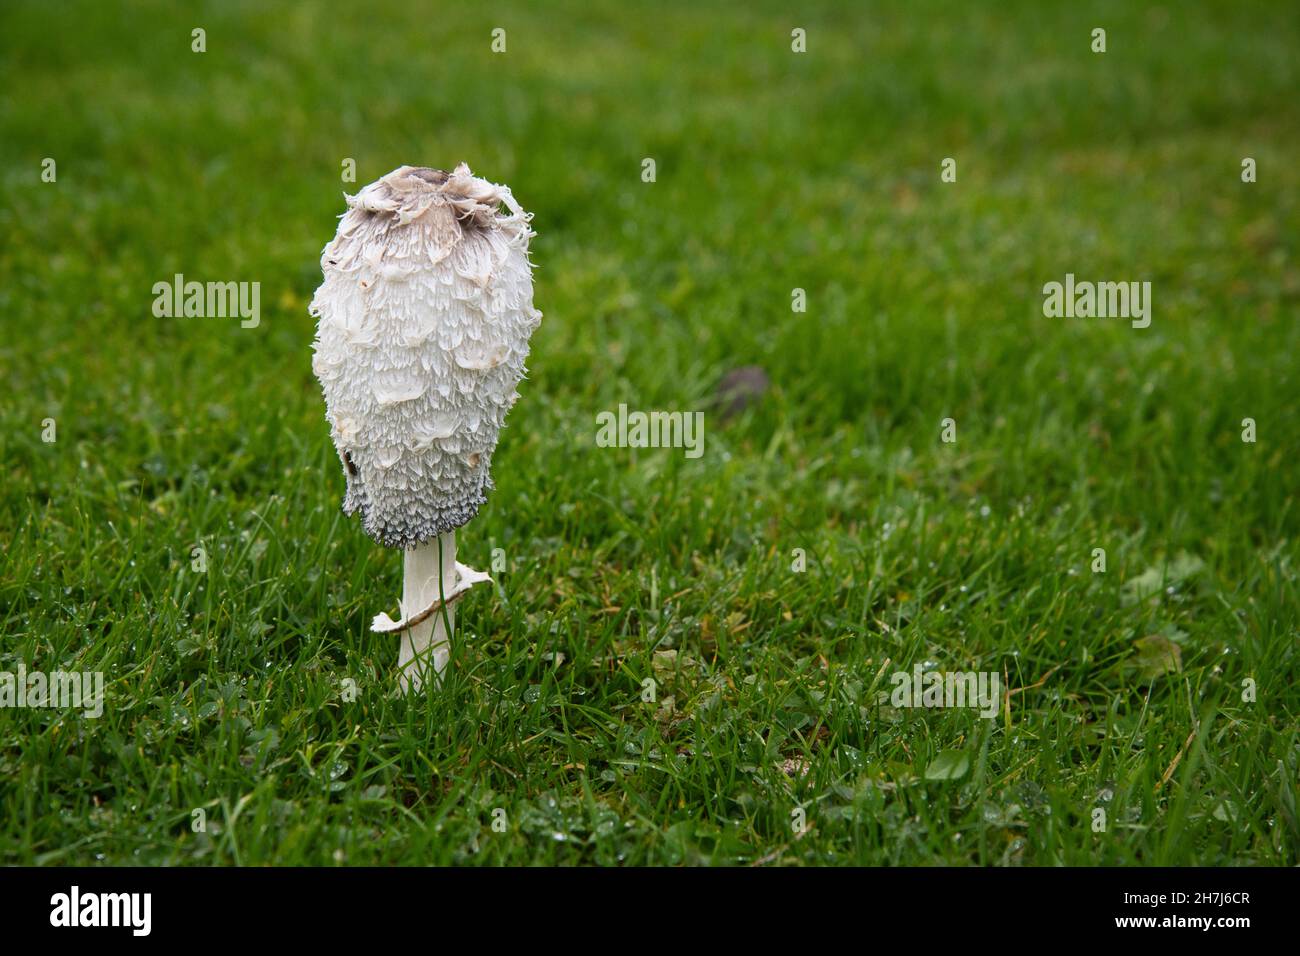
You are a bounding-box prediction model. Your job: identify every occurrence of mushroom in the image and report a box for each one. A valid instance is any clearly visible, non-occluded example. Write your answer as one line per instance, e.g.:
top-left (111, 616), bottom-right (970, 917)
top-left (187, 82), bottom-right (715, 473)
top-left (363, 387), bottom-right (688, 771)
top-left (310, 164), bottom-right (541, 691)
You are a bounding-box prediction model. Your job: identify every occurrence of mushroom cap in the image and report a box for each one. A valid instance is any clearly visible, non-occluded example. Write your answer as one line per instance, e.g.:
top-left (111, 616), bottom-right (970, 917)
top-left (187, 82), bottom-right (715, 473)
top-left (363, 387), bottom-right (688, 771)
top-left (310, 164), bottom-right (542, 548)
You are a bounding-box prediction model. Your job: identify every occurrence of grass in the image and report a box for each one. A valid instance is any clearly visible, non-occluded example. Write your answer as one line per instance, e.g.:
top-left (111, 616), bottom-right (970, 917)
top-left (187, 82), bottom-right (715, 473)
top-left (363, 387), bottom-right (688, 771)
top-left (0, 0), bottom-right (1297, 866)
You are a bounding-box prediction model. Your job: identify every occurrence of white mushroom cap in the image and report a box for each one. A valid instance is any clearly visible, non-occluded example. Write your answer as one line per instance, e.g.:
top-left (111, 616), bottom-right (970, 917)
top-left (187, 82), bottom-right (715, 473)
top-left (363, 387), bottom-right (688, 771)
top-left (310, 164), bottom-right (542, 548)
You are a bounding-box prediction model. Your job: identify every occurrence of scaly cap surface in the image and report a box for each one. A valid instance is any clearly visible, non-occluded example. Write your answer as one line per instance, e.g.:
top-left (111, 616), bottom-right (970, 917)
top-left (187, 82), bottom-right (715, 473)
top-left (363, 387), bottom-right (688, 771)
top-left (311, 164), bottom-right (542, 548)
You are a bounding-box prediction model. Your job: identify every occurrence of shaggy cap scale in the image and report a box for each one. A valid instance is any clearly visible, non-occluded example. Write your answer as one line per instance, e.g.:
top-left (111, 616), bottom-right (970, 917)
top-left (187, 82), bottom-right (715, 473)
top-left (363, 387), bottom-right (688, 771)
top-left (311, 164), bottom-right (541, 548)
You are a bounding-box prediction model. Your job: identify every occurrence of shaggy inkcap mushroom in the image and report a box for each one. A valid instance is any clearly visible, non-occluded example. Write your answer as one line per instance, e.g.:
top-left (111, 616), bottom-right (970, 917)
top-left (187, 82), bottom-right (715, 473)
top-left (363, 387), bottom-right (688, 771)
top-left (311, 163), bottom-right (541, 689)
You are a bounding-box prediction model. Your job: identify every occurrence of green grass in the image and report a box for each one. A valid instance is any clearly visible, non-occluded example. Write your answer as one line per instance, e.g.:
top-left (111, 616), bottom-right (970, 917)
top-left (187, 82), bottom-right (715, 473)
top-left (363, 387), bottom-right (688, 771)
top-left (1, 0), bottom-right (1297, 866)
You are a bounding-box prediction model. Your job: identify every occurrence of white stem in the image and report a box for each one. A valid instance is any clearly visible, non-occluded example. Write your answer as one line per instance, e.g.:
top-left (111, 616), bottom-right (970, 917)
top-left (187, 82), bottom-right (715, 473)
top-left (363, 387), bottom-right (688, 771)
top-left (397, 531), bottom-right (455, 692)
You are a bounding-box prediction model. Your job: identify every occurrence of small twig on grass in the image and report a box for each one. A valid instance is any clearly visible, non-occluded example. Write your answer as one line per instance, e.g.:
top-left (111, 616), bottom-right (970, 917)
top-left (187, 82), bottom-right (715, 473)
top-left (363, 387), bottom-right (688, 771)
top-left (1002, 662), bottom-right (1064, 727)
top-left (1155, 728), bottom-right (1199, 793)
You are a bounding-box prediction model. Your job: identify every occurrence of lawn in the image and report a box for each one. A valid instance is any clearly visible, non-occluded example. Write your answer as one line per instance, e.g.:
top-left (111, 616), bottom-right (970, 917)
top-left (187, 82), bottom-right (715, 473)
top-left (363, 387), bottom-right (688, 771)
top-left (0, 0), bottom-right (1297, 865)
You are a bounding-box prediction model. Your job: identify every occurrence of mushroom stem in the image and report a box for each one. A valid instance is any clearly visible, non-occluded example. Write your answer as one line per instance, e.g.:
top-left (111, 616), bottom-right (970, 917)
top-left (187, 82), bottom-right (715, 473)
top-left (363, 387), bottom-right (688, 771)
top-left (397, 531), bottom-right (456, 692)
